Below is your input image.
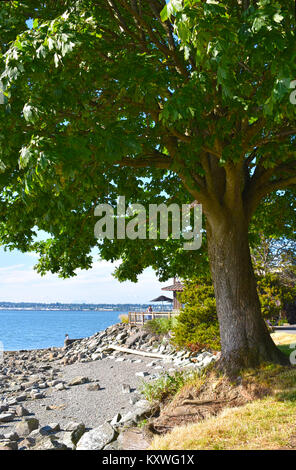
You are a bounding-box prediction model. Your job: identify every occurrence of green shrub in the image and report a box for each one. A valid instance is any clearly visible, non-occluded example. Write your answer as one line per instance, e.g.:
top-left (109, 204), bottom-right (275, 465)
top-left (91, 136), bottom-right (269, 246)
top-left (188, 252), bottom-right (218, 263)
top-left (139, 370), bottom-right (198, 403)
top-left (172, 271), bottom-right (291, 352)
top-left (118, 314), bottom-right (129, 324)
top-left (144, 317), bottom-right (177, 336)
top-left (257, 273), bottom-right (291, 324)
top-left (172, 277), bottom-right (221, 351)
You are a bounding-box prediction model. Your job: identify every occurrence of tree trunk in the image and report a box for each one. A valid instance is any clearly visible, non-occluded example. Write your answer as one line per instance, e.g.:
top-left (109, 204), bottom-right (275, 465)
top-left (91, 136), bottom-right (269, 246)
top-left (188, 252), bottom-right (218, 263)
top-left (206, 212), bottom-right (288, 376)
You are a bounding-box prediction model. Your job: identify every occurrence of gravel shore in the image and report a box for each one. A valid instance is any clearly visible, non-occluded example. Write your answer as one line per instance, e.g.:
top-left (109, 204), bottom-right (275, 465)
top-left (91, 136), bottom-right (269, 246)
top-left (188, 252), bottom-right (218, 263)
top-left (31, 355), bottom-right (165, 429)
top-left (0, 354), bottom-right (174, 434)
top-left (0, 323), bottom-right (216, 449)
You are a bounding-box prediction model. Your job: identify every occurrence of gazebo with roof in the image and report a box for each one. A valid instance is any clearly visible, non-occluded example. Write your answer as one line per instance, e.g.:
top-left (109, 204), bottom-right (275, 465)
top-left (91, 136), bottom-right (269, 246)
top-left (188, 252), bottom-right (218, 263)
top-left (162, 277), bottom-right (184, 311)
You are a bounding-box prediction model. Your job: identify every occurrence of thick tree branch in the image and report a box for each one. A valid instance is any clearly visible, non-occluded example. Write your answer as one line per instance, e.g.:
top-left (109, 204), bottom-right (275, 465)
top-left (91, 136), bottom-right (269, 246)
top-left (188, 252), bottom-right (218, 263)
top-left (224, 160), bottom-right (245, 211)
top-left (115, 154), bottom-right (172, 169)
top-left (253, 128), bottom-right (296, 149)
top-left (260, 175), bottom-right (296, 196)
top-left (242, 118), bottom-right (265, 151)
top-left (245, 171), bottom-right (296, 219)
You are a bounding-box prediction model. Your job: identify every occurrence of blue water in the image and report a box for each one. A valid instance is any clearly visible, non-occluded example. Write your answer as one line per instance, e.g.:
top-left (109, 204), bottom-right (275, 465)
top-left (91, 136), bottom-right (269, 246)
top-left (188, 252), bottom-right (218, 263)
top-left (0, 309), bottom-right (124, 351)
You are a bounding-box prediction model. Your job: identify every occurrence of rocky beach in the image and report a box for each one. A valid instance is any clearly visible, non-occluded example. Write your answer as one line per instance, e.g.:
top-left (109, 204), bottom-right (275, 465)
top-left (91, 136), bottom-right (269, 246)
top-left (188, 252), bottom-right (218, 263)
top-left (0, 323), bottom-right (217, 450)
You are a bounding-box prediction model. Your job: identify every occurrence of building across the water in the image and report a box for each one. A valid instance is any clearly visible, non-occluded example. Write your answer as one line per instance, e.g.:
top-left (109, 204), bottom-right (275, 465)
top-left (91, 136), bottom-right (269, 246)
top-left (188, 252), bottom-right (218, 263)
top-left (162, 277), bottom-right (184, 311)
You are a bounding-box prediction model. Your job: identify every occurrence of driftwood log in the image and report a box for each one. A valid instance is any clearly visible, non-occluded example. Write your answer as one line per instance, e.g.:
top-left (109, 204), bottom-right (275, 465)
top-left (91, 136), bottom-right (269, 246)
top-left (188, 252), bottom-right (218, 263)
top-left (104, 344), bottom-right (173, 360)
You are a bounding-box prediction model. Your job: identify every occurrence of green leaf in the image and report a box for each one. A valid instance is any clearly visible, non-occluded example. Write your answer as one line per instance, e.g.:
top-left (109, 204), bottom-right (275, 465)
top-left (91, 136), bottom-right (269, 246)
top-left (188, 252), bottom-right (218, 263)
top-left (19, 146), bottom-right (31, 169)
top-left (23, 104), bottom-right (39, 123)
top-left (160, 4), bottom-right (168, 22)
top-left (252, 17), bottom-right (266, 32)
top-left (273, 13), bottom-right (283, 24)
top-left (0, 160), bottom-right (6, 173)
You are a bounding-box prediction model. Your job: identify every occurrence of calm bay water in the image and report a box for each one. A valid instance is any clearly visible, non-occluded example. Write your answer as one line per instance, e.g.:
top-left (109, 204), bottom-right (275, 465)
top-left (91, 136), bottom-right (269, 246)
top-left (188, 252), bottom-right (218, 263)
top-left (0, 309), bottom-right (124, 351)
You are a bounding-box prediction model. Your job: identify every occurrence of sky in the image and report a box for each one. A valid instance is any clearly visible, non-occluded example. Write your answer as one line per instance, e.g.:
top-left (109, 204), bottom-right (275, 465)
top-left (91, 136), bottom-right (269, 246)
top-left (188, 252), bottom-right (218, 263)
top-left (0, 248), bottom-right (168, 304)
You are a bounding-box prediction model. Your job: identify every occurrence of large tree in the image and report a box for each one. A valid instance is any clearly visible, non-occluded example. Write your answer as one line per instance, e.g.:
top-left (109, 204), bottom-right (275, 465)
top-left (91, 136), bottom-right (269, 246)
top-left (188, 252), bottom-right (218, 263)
top-left (0, 0), bottom-right (296, 373)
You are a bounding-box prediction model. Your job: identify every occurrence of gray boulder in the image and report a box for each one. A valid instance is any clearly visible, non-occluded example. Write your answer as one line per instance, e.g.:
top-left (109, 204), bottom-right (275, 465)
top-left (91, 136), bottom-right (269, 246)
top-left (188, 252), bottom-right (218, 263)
top-left (76, 423), bottom-right (116, 450)
top-left (35, 435), bottom-right (68, 450)
top-left (15, 417), bottom-right (39, 436)
top-left (55, 382), bottom-right (66, 391)
top-left (135, 371), bottom-right (149, 378)
top-left (63, 422), bottom-right (85, 448)
top-left (104, 440), bottom-right (120, 450)
top-left (3, 431), bottom-right (19, 441)
top-left (119, 400), bottom-right (156, 426)
top-left (117, 411), bottom-right (137, 427)
top-left (87, 383), bottom-right (100, 391)
top-left (0, 440), bottom-right (18, 450)
top-left (109, 413), bottom-right (122, 428)
top-left (0, 413), bottom-right (14, 423)
top-left (49, 423), bottom-right (60, 432)
top-left (15, 404), bottom-right (30, 417)
top-left (18, 437), bottom-right (35, 449)
top-left (68, 376), bottom-right (89, 386)
top-left (122, 384), bottom-right (131, 394)
top-left (39, 425), bottom-right (55, 436)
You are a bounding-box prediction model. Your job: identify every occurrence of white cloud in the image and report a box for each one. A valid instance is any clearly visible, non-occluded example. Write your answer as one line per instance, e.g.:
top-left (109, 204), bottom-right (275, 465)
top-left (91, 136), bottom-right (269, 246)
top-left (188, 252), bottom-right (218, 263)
top-left (0, 253), bottom-right (168, 303)
top-left (0, 264), bottom-right (25, 272)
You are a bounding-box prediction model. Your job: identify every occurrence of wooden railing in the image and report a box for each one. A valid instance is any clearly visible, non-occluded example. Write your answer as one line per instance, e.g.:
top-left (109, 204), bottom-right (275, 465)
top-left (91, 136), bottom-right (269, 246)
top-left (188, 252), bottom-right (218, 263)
top-left (128, 311), bottom-right (179, 325)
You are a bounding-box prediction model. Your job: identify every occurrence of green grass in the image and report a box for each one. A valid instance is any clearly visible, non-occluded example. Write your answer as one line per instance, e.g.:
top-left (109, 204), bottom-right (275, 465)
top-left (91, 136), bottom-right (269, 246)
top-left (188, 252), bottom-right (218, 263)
top-left (151, 396), bottom-right (296, 450)
top-left (151, 364), bottom-right (296, 450)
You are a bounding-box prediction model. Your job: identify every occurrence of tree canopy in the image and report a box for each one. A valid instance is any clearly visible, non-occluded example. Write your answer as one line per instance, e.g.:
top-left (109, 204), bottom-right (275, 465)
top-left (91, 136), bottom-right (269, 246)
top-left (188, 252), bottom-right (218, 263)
top-left (0, 0), bottom-right (295, 277)
top-left (0, 0), bottom-right (296, 371)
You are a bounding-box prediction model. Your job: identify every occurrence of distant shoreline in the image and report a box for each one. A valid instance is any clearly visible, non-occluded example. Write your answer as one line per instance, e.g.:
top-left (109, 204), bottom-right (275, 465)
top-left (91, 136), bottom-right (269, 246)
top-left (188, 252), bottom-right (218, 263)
top-left (0, 303), bottom-right (150, 312)
top-left (0, 307), bottom-right (117, 311)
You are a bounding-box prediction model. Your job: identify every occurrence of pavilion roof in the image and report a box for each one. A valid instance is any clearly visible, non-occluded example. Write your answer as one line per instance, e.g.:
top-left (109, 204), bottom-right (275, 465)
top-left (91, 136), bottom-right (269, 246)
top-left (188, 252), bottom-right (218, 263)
top-left (162, 280), bottom-right (184, 292)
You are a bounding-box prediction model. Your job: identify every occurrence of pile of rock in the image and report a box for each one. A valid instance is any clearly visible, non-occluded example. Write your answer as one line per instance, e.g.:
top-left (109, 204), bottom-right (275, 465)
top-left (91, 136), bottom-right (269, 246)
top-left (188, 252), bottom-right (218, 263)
top-left (0, 323), bottom-right (217, 373)
top-left (61, 323), bottom-right (217, 369)
top-left (0, 322), bottom-right (218, 450)
top-left (0, 354), bottom-right (64, 405)
top-left (0, 397), bottom-right (156, 450)
top-left (74, 398), bottom-right (156, 451)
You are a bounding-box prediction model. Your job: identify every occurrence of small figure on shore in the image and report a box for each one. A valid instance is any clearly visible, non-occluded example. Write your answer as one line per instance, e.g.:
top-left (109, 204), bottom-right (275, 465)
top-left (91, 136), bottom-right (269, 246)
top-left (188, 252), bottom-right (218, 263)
top-left (64, 333), bottom-right (70, 348)
top-left (146, 305), bottom-right (153, 320)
